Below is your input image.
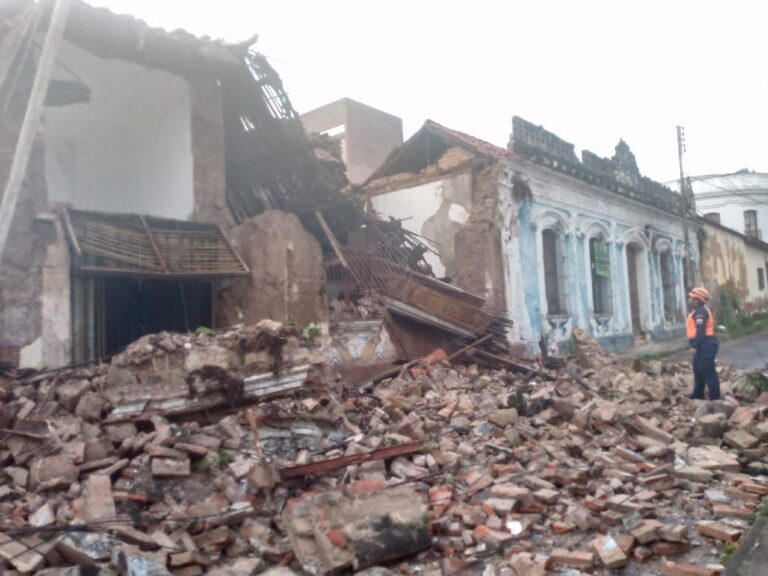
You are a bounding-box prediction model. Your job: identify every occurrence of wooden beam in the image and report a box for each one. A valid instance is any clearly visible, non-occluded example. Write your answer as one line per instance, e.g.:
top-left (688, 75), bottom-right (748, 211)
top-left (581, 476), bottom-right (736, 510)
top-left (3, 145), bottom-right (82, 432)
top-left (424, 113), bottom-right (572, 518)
top-left (315, 210), bottom-right (349, 269)
top-left (0, 0), bottom-right (71, 262)
top-left (137, 214), bottom-right (169, 273)
top-left (278, 441), bottom-right (423, 480)
top-left (61, 208), bottom-right (82, 257)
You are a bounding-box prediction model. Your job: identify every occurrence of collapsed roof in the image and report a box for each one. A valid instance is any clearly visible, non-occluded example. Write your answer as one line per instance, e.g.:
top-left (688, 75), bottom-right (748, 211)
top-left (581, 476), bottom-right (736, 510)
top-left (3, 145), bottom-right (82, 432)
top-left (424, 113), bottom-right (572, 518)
top-left (365, 119), bottom-right (506, 185)
top-left (0, 0), bottom-right (362, 239)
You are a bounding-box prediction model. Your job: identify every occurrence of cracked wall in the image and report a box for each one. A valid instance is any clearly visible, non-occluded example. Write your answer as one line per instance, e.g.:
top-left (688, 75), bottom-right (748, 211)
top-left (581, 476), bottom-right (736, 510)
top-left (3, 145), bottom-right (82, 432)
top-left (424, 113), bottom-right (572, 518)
top-left (370, 170), bottom-right (472, 279)
top-left (215, 210), bottom-right (325, 328)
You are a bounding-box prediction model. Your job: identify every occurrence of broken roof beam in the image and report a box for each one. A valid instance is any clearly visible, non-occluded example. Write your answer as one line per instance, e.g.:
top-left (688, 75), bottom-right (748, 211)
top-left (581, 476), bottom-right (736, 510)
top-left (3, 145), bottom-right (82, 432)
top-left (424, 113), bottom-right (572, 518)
top-left (279, 441), bottom-right (423, 480)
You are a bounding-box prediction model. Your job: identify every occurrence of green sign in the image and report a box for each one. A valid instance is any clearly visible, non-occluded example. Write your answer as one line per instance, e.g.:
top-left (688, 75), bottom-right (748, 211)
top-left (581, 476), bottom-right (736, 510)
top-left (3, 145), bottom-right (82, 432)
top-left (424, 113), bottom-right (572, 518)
top-left (594, 240), bottom-right (610, 277)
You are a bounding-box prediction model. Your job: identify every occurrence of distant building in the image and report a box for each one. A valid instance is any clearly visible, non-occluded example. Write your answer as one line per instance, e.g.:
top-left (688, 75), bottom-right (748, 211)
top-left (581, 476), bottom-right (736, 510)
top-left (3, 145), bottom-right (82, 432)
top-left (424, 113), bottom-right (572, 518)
top-left (683, 170), bottom-right (768, 240)
top-left (301, 98), bottom-right (403, 184)
top-left (698, 216), bottom-right (768, 316)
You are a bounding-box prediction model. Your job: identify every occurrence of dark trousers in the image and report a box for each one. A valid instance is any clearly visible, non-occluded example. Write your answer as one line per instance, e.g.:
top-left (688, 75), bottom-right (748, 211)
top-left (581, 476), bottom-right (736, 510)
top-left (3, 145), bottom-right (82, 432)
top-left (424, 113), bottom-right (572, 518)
top-left (692, 339), bottom-right (720, 400)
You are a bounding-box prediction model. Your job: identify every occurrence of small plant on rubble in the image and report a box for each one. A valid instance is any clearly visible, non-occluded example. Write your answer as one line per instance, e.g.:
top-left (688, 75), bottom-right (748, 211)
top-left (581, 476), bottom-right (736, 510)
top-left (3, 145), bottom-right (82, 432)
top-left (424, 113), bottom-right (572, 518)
top-left (196, 325), bottom-right (214, 335)
top-left (197, 449), bottom-right (232, 472)
top-left (746, 371), bottom-right (768, 393)
top-left (301, 322), bottom-right (321, 342)
top-left (721, 543), bottom-right (738, 564)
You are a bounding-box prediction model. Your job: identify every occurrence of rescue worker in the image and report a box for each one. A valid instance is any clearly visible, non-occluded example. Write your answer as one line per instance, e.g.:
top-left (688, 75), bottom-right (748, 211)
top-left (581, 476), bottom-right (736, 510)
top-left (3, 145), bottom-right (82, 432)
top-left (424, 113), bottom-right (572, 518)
top-left (686, 287), bottom-right (720, 400)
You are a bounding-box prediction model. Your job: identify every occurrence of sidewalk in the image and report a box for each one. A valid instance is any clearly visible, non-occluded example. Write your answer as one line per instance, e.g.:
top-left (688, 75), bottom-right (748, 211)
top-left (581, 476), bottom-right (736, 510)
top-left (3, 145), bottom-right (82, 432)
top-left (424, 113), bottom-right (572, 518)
top-left (724, 514), bottom-right (768, 576)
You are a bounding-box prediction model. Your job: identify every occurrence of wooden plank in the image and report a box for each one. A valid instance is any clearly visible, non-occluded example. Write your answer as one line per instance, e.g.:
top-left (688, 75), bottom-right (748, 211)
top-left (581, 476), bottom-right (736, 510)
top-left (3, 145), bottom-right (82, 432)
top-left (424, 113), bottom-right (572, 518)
top-left (74, 266), bottom-right (251, 279)
top-left (217, 224), bottom-right (250, 273)
top-left (61, 208), bottom-right (82, 257)
top-left (138, 214), bottom-right (168, 273)
top-left (279, 441), bottom-right (423, 480)
top-left (315, 210), bottom-right (350, 269)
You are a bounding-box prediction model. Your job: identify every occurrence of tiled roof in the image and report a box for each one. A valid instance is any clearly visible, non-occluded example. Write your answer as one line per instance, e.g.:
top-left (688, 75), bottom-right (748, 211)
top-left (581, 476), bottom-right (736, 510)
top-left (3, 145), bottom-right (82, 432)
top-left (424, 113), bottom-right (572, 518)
top-left (423, 120), bottom-right (507, 161)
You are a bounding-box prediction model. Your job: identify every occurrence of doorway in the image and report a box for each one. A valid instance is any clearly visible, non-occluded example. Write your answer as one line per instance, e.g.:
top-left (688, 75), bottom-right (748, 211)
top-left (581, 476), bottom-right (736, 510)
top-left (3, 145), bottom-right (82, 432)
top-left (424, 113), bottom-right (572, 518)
top-left (72, 276), bottom-right (213, 362)
top-left (626, 244), bottom-right (642, 336)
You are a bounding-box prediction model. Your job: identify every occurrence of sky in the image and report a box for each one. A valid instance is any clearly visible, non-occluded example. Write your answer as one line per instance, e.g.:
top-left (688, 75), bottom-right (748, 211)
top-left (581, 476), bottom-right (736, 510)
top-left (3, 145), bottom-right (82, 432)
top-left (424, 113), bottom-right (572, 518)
top-left (91, 0), bottom-right (767, 183)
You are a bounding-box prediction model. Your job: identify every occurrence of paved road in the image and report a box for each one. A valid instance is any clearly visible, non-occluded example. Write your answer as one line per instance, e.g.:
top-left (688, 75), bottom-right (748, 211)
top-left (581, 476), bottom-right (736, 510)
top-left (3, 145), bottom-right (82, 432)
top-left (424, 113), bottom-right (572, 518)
top-left (668, 330), bottom-right (768, 371)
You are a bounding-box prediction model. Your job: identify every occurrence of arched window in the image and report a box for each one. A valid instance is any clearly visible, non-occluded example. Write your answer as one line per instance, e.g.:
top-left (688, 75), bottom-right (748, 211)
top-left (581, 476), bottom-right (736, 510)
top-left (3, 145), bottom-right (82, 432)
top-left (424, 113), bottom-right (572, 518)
top-left (703, 212), bottom-right (721, 224)
top-left (542, 228), bottom-right (568, 315)
top-left (745, 210), bottom-right (760, 238)
top-left (589, 237), bottom-right (612, 314)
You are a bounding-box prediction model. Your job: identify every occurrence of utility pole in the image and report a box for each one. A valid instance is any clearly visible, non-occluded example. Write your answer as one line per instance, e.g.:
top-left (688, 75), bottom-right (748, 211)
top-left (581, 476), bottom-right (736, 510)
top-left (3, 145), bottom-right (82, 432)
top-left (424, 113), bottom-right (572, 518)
top-left (0, 0), bottom-right (70, 262)
top-left (677, 125), bottom-right (694, 291)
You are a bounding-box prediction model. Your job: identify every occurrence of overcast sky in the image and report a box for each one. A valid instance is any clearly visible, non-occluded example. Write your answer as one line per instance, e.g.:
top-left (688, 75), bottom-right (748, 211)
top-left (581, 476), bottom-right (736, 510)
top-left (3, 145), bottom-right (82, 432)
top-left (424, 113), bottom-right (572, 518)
top-left (91, 0), bottom-right (766, 183)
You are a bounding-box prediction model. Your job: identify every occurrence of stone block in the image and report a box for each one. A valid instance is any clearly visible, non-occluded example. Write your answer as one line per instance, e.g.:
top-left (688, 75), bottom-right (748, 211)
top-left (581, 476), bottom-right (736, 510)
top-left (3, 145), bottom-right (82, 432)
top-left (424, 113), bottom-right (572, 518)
top-left (29, 455), bottom-right (78, 490)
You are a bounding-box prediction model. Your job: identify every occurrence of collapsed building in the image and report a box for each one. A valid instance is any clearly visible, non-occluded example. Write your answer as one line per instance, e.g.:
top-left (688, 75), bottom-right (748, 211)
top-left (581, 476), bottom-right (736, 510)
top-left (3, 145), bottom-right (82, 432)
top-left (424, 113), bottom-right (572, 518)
top-left (0, 0), bottom-right (342, 368)
top-left (366, 117), bottom-right (697, 353)
top-left (0, 1), bottom-right (514, 373)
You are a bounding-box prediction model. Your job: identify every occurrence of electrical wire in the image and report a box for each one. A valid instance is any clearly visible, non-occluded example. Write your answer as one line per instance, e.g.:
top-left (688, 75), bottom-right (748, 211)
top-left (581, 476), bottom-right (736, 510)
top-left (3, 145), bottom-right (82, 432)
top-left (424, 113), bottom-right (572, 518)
top-left (692, 174), bottom-right (768, 213)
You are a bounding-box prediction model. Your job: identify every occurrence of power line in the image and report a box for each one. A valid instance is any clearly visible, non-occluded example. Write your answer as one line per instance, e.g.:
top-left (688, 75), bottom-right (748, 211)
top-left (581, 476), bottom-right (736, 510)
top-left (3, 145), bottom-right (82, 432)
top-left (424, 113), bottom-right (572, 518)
top-left (692, 176), bottom-right (768, 212)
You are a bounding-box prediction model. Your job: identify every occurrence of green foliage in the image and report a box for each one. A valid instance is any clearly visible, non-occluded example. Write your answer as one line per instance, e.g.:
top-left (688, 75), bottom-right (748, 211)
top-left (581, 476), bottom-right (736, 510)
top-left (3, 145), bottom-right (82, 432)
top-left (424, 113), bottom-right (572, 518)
top-left (196, 326), bottom-right (214, 335)
top-left (721, 542), bottom-right (738, 565)
top-left (301, 322), bottom-right (321, 342)
top-left (746, 371), bottom-right (768, 393)
top-left (196, 449), bottom-right (232, 472)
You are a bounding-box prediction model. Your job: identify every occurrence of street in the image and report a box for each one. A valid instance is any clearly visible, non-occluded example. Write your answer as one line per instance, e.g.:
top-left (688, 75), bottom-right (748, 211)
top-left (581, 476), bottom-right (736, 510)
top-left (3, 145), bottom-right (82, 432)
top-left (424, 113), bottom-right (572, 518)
top-left (667, 331), bottom-right (768, 371)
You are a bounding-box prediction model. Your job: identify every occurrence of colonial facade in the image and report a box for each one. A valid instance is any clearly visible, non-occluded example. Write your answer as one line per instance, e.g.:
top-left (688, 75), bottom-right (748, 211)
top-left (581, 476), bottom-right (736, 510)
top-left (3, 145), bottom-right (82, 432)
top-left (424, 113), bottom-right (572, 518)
top-left (502, 117), bottom-right (696, 352)
top-left (365, 116), bottom-right (695, 354)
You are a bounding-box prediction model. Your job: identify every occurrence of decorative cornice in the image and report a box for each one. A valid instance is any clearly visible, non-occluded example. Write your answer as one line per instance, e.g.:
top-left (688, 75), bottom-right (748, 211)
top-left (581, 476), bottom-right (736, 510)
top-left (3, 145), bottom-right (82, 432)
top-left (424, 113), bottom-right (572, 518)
top-left (511, 116), bottom-right (694, 218)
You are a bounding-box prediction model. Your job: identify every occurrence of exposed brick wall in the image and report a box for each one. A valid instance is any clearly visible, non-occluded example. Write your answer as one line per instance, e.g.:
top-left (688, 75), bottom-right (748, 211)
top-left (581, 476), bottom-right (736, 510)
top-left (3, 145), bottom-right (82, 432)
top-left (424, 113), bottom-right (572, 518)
top-left (453, 163), bottom-right (507, 312)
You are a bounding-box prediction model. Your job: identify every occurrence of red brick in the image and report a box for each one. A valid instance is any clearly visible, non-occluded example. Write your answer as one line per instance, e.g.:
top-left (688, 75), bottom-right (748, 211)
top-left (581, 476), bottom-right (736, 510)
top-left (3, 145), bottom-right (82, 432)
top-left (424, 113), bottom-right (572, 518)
top-left (548, 548), bottom-right (594, 569)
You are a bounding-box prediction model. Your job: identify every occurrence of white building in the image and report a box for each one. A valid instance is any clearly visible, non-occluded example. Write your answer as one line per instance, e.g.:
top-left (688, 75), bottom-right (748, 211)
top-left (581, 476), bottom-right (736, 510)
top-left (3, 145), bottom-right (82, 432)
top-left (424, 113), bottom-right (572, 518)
top-left (684, 170), bottom-right (768, 240)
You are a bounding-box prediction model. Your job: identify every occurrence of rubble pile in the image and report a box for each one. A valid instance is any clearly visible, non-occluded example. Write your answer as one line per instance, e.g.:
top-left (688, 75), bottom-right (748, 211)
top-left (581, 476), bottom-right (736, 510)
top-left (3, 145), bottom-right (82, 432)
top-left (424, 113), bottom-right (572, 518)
top-left (0, 324), bottom-right (766, 575)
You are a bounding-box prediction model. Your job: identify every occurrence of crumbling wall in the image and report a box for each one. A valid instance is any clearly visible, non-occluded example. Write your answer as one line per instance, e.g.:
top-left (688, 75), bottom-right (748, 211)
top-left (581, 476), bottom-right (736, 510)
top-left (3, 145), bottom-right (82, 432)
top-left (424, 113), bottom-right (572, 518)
top-left (216, 210), bottom-right (324, 328)
top-left (453, 163), bottom-right (507, 312)
top-left (744, 242), bottom-right (768, 313)
top-left (189, 73), bottom-right (228, 226)
top-left (0, 136), bottom-right (50, 367)
top-left (699, 221), bottom-right (749, 317)
top-left (370, 169), bottom-right (472, 278)
top-left (0, 41), bottom-right (54, 367)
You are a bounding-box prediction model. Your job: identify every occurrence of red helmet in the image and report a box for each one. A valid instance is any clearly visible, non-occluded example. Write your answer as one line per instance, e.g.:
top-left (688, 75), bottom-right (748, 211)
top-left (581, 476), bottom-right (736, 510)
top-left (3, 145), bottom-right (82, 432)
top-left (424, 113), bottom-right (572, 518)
top-left (688, 287), bottom-right (710, 303)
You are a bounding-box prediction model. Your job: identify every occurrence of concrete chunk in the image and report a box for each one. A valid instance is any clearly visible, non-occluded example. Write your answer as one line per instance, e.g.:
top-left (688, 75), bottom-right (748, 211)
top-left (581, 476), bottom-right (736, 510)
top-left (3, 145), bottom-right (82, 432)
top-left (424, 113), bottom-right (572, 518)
top-left (57, 532), bottom-right (120, 564)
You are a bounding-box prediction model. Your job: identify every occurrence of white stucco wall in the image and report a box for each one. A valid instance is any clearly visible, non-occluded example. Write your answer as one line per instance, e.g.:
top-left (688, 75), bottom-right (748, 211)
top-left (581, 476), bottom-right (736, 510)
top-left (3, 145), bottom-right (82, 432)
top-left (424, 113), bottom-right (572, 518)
top-left (43, 40), bottom-right (193, 219)
top-left (685, 172), bottom-right (768, 239)
top-left (370, 172), bottom-right (472, 277)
